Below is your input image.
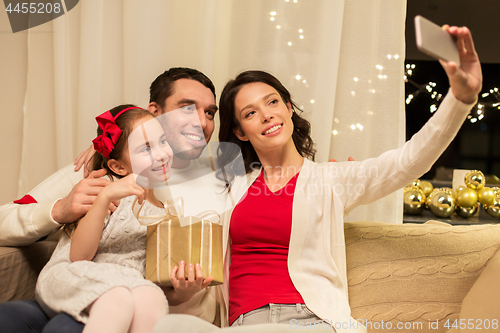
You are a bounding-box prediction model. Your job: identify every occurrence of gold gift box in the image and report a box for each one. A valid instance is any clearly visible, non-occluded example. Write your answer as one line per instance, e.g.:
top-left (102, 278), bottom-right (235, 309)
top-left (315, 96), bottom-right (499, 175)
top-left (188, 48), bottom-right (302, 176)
top-left (145, 215), bottom-right (223, 287)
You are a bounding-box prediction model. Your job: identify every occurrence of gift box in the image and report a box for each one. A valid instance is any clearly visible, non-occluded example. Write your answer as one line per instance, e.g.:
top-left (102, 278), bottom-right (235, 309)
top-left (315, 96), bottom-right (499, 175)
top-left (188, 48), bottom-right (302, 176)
top-left (134, 199), bottom-right (223, 287)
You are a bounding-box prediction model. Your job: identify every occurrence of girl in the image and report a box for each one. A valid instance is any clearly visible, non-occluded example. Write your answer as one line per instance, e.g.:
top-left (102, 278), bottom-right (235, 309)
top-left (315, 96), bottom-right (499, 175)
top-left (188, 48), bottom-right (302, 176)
top-left (36, 105), bottom-right (211, 333)
top-left (216, 26), bottom-right (481, 330)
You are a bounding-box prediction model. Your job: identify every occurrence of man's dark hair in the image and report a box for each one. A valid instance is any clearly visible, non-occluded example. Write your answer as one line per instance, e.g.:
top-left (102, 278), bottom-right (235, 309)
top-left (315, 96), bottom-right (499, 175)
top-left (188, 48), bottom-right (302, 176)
top-left (149, 67), bottom-right (216, 109)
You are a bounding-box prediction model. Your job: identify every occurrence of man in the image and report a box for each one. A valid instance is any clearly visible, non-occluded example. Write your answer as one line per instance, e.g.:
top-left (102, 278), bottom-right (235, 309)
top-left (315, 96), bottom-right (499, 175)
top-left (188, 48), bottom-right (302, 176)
top-left (0, 67), bottom-right (219, 333)
top-left (0, 67), bottom-right (217, 247)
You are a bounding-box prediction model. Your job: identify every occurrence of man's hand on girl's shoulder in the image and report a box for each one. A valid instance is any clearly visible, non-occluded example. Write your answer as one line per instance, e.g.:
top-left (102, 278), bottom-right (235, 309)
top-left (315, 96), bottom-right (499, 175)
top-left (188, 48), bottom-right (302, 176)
top-left (51, 169), bottom-right (119, 223)
top-left (74, 144), bottom-right (96, 178)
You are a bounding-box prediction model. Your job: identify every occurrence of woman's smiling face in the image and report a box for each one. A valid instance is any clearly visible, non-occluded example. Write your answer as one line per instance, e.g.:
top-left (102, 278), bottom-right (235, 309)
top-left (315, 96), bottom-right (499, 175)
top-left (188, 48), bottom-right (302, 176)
top-left (233, 82), bottom-right (294, 154)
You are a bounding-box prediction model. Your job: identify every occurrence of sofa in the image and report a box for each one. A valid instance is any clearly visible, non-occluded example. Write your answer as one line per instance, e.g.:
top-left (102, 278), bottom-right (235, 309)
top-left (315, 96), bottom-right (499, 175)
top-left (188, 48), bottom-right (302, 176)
top-left (1, 221), bottom-right (500, 332)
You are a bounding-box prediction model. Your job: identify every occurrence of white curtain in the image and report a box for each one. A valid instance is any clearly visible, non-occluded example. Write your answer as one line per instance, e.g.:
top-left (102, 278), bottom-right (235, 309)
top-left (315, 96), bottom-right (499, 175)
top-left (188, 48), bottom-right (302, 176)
top-left (0, 0), bottom-right (407, 223)
top-left (331, 1), bottom-right (407, 223)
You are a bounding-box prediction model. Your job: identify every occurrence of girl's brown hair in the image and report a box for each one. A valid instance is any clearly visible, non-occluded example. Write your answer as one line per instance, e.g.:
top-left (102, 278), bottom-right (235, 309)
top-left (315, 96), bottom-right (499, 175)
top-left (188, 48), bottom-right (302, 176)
top-left (64, 105), bottom-right (152, 237)
top-left (88, 105), bottom-right (153, 178)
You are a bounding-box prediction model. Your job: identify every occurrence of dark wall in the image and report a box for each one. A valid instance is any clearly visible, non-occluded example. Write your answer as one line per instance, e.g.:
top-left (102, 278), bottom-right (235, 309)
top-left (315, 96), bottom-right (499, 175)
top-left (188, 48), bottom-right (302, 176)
top-left (405, 61), bottom-right (500, 180)
top-left (406, 0), bottom-right (500, 64)
top-left (405, 1), bottom-right (500, 181)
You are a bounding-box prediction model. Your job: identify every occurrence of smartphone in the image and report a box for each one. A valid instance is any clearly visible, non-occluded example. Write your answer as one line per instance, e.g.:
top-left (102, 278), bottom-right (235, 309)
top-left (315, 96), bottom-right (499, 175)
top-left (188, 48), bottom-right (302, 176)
top-left (414, 15), bottom-right (460, 66)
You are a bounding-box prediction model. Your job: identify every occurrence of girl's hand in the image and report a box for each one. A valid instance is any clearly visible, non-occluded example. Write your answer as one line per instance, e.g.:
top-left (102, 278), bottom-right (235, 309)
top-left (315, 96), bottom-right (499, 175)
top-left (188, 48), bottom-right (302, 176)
top-left (164, 261), bottom-right (213, 306)
top-left (439, 25), bottom-right (482, 105)
top-left (99, 174), bottom-right (146, 205)
top-left (70, 174), bottom-right (145, 262)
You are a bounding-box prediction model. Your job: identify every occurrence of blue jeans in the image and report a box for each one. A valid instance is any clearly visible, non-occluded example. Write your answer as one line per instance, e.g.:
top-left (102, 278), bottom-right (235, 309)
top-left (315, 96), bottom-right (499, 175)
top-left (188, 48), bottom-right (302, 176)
top-left (231, 303), bottom-right (330, 329)
top-left (0, 300), bottom-right (84, 333)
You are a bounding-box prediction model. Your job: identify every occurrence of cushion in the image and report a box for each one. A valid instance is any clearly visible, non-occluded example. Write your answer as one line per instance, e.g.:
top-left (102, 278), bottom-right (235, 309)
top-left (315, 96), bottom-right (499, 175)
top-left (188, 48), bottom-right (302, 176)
top-left (345, 221), bottom-right (500, 332)
top-left (0, 241), bottom-right (57, 302)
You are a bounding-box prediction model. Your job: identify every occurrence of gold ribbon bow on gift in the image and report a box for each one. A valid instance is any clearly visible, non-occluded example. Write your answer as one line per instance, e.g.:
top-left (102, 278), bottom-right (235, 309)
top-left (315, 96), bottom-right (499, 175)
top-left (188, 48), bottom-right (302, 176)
top-left (132, 197), bottom-right (224, 287)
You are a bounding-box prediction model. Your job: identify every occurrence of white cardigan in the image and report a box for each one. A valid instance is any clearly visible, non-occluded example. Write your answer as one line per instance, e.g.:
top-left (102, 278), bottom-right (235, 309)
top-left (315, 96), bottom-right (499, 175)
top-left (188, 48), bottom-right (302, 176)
top-left (0, 164), bottom-right (83, 246)
top-left (215, 91), bottom-right (474, 329)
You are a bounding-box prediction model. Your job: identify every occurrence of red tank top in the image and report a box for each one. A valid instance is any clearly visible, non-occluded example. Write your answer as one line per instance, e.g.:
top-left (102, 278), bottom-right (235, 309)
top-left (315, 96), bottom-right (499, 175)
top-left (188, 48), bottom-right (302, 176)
top-left (229, 170), bottom-right (304, 324)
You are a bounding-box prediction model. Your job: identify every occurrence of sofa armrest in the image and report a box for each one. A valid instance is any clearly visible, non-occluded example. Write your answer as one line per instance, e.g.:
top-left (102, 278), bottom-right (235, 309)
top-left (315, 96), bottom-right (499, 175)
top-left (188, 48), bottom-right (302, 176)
top-left (0, 241), bottom-right (57, 303)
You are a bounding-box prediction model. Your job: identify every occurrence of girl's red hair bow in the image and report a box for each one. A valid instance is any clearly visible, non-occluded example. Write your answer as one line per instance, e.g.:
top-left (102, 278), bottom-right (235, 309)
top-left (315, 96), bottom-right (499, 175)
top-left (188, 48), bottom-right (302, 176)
top-left (92, 107), bottom-right (141, 158)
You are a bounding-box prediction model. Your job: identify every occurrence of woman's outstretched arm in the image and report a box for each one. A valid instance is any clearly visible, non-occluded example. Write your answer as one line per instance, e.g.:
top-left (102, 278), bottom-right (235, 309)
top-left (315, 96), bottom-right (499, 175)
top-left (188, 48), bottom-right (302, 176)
top-left (333, 25), bottom-right (482, 213)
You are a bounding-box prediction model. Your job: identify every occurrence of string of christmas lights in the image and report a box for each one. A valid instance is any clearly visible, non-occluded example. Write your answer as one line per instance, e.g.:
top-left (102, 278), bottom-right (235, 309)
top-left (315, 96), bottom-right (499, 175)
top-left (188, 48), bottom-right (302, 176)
top-left (405, 63), bottom-right (500, 123)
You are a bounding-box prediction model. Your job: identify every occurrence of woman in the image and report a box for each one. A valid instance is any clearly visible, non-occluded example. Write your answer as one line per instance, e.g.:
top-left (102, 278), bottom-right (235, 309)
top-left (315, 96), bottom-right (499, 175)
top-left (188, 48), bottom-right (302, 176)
top-left (215, 25), bottom-right (481, 331)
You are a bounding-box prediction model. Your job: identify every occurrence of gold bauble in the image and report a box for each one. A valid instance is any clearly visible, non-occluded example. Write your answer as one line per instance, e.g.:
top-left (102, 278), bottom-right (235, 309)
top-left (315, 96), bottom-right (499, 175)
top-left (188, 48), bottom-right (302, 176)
top-left (403, 186), bottom-right (426, 215)
top-left (419, 181), bottom-right (434, 197)
top-left (484, 196), bottom-right (500, 219)
top-left (456, 185), bottom-right (466, 193)
top-left (456, 188), bottom-right (478, 208)
top-left (491, 187), bottom-right (500, 195)
top-left (427, 189), bottom-right (456, 218)
top-left (456, 203), bottom-right (478, 218)
top-left (411, 179), bottom-right (421, 187)
top-left (477, 187), bottom-right (496, 206)
top-left (439, 187), bottom-right (456, 197)
top-left (404, 184), bottom-right (414, 192)
top-left (464, 170), bottom-right (486, 190)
